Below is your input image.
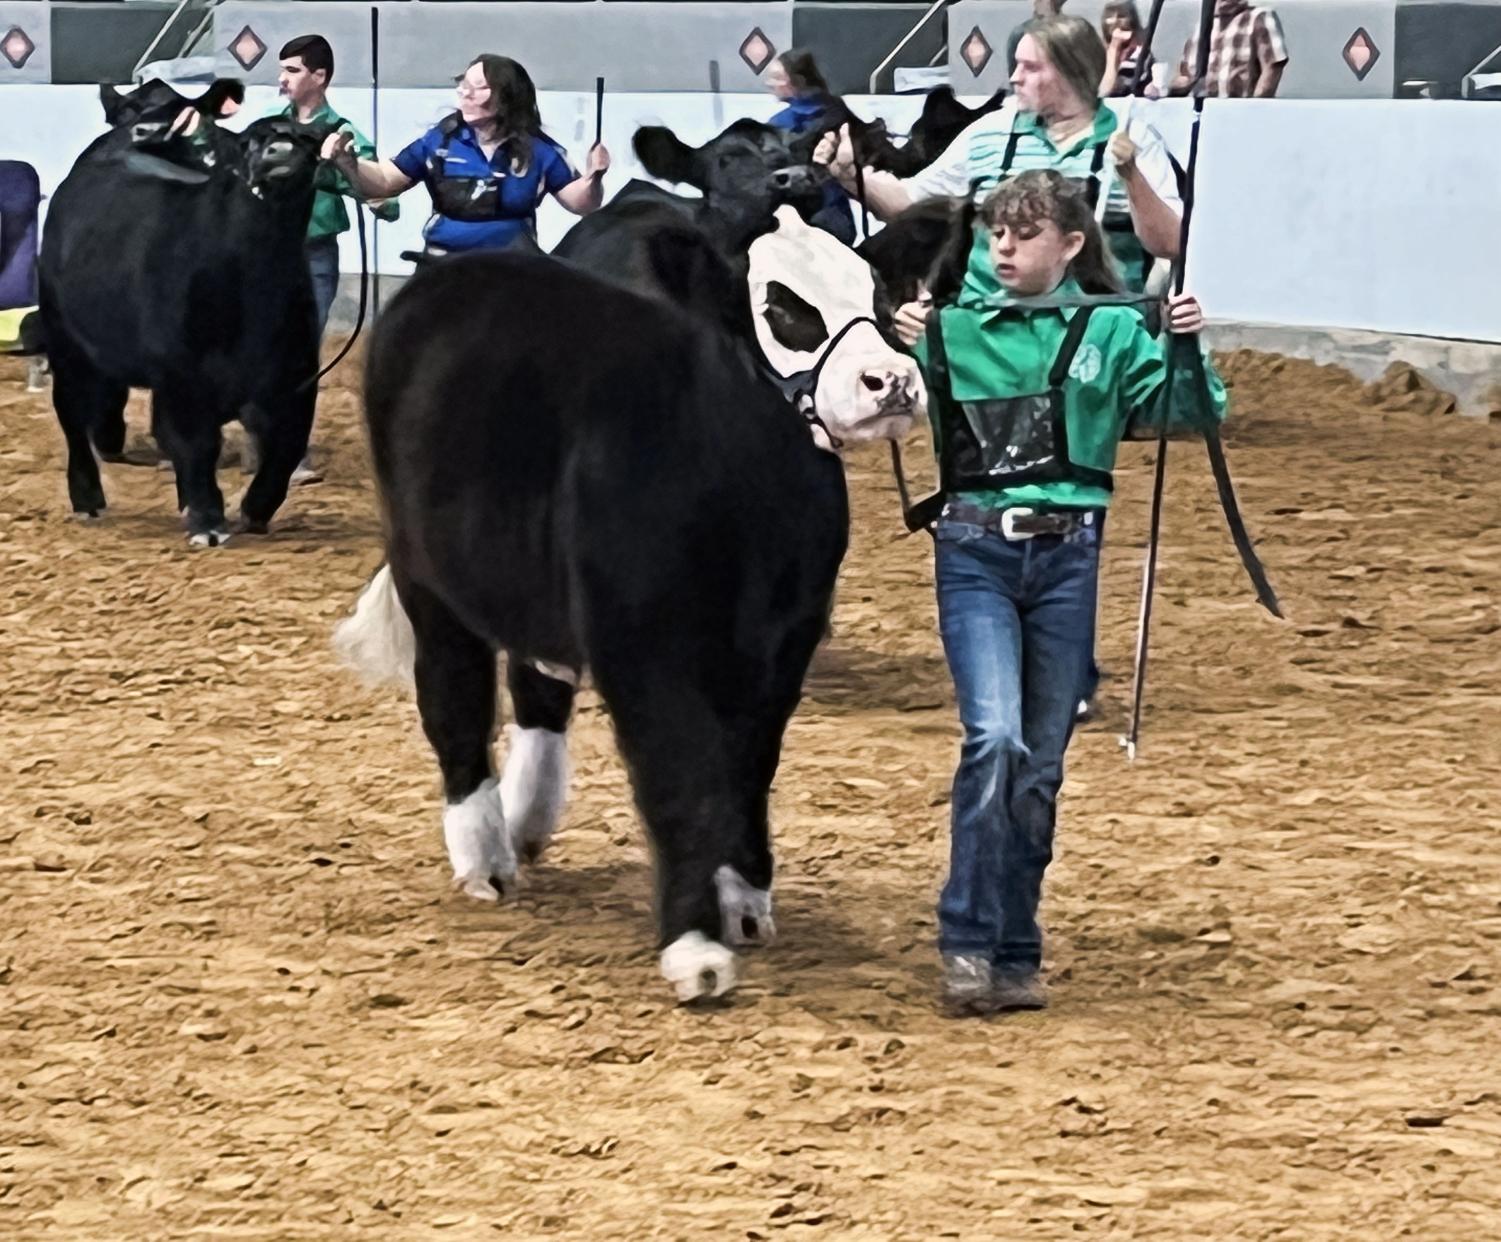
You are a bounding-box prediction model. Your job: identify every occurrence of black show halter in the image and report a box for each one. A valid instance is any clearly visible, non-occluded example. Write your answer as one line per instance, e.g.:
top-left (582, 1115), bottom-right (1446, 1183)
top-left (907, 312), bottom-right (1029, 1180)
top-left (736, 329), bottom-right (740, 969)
top-left (759, 313), bottom-right (885, 450)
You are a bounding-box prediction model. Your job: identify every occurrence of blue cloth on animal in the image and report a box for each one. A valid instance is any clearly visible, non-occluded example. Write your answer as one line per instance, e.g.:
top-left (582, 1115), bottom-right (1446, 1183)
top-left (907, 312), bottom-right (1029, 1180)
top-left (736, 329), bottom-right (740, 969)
top-left (392, 121), bottom-right (577, 252)
top-left (766, 95), bottom-right (856, 245)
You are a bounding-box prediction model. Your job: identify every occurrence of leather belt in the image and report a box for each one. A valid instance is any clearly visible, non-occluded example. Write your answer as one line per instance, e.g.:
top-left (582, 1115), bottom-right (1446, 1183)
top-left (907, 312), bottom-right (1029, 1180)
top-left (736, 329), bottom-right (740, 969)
top-left (942, 503), bottom-right (1099, 542)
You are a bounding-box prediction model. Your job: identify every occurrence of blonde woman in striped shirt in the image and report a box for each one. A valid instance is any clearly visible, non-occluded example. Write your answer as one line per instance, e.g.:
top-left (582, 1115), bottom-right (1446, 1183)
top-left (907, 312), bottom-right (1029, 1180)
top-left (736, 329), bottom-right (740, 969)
top-left (815, 15), bottom-right (1181, 301)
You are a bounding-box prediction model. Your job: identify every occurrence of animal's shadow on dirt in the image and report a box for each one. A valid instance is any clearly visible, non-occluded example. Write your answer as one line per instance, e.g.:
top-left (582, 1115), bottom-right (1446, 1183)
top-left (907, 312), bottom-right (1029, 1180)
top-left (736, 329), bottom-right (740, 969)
top-left (803, 643), bottom-right (951, 715)
top-left (474, 856), bottom-right (890, 996)
top-left (75, 499), bottom-right (377, 549)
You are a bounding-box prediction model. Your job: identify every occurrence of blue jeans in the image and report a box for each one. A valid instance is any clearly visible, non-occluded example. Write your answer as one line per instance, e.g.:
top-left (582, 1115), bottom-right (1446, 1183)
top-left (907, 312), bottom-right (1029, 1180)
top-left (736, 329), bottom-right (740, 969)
top-left (306, 236), bottom-right (340, 340)
top-left (935, 515), bottom-right (1101, 971)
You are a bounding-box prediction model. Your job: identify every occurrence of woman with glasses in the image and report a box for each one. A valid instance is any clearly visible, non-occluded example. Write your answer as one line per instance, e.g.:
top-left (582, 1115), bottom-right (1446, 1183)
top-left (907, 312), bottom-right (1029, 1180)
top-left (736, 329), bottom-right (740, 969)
top-left (323, 55), bottom-right (610, 254)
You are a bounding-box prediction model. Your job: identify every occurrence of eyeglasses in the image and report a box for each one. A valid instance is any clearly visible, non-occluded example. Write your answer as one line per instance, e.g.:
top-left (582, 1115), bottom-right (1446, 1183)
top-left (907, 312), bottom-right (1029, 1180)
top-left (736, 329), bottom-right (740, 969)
top-left (453, 76), bottom-right (492, 100)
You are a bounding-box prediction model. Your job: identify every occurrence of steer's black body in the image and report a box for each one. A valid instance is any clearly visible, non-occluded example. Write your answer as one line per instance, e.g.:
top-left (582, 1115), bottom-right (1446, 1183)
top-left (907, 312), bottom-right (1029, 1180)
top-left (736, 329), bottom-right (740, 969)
top-left (366, 250), bottom-right (847, 957)
top-left (38, 117), bottom-right (324, 541)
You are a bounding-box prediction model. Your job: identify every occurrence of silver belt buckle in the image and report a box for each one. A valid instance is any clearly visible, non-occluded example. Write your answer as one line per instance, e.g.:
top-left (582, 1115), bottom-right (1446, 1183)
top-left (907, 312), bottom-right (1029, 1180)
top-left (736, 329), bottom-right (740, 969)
top-left (1000, 507), bottom-right (1036, 541)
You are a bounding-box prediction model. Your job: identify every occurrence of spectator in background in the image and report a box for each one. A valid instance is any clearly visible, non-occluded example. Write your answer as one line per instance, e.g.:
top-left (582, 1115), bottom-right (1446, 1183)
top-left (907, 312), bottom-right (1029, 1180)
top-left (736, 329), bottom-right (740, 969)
top-left (1100, 1), bottom-right (1158, 98)
top-left (275, 34), bottom-right (399, 485)
top-left (1169, 0), bottom-right (1289, 98)
top-left (764, 49), bottom-right (857, 244)
top-left (325, 55), bottom-right (609, 254)
top-left (1008, 0), bottom-right (1066, 77)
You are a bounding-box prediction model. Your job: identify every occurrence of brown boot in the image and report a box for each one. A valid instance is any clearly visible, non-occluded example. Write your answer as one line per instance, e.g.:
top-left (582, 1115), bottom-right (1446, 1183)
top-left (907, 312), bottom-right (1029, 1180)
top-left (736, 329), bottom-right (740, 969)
top-left (990, 970), bottom-right (1048, 1011)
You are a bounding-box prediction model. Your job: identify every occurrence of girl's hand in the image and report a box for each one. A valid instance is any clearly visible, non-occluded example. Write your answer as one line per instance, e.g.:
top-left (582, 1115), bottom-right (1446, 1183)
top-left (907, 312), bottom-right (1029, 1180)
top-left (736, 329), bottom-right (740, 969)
top-left (586, 142), bottom-right (611, 178)
top-left (1110, 28), bottom-right (1134, 55)
top-left (1165, 293), bottom-right (1204, 334)
top-left (893, 296), bottom-right (933, 348)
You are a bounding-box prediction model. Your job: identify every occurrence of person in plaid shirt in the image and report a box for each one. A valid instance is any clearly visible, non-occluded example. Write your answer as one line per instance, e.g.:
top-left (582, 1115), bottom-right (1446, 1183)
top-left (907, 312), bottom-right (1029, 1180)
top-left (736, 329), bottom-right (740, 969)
top-left (1169, 0), bottom-right (1289, 98)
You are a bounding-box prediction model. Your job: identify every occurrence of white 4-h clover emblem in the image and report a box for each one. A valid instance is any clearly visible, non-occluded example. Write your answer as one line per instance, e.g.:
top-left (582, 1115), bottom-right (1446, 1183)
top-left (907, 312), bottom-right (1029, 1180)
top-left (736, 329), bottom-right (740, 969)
top-left (1069, 343), bottom-right (1103, 384)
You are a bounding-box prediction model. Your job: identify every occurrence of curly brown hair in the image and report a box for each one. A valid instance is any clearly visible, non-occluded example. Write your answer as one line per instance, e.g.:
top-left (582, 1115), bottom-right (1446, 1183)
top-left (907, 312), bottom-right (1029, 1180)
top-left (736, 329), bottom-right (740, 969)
top-left (979, 169), bottom-right (1123, 294)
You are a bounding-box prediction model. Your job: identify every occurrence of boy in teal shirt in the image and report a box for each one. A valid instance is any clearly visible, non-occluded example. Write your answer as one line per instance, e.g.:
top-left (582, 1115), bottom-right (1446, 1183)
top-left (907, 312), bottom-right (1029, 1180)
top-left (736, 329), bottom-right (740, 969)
top-left (275, 35), bottom-right (398, 483)
top-left (276, 34), bottom-right (398, 337)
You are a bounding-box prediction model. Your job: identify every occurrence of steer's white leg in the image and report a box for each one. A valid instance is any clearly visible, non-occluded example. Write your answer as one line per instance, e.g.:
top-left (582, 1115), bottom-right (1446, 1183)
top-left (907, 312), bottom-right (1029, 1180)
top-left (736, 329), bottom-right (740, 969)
top-left (442, 778), bottom-right (514, 901)
top-left (715, 865), bottom-right (776, 947)
top-left (660, 932), bottom-right (737, 1003)
top-left (499, 725), bottom-right (569, 864)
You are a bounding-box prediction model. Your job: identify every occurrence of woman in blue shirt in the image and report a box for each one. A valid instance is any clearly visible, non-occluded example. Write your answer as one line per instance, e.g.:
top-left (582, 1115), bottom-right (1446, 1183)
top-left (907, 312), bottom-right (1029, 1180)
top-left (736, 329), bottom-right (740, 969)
top-left (763, 50), bottom-right (856, 245)
top-left (324, 55), bottom-right (610, 253)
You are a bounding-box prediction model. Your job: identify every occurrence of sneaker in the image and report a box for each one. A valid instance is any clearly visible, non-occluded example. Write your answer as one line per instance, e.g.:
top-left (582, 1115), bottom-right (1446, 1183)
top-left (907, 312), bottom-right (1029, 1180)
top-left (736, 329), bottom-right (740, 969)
top-left (289, 459), bottom-right (324, 487)
top-left (941, 954), bottom-right (994, 1014)
top-left (990, 970), bottom-right (1048, 1011)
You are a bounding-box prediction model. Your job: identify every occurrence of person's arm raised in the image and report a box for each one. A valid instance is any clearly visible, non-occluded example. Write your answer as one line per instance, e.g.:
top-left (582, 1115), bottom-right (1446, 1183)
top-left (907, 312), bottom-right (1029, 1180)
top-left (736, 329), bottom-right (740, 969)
top-left (322, 130), bottom-right (414, 200)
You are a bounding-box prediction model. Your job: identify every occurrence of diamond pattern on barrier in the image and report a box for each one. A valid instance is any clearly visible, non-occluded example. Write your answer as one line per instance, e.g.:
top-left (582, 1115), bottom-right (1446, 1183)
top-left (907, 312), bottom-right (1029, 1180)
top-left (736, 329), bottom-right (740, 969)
top-left (961, 27), bottom-right (993, 78)
top-left (739, 27), bottom-right (776, 76)
top-left (2, 26), bottom-right (36, 70)
top-left (1342, 27), bottom-right (1380, 82)
top-left (229, 25), bottom-right (267, 73)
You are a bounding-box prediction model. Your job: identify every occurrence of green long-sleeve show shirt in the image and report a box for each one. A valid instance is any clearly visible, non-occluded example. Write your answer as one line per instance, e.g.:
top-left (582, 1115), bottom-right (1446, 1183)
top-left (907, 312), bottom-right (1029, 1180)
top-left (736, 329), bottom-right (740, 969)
top-left (912, 280), bottom-right (1229, 512)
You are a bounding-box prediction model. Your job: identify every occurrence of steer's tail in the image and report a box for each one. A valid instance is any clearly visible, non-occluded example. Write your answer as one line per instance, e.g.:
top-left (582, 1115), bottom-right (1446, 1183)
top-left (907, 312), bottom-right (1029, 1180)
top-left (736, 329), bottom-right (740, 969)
top-left (332, 563), bottom-right (416, 689)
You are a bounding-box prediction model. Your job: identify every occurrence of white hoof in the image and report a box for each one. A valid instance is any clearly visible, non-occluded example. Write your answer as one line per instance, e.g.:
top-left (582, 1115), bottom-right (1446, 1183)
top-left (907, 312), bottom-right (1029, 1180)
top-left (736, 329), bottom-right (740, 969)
top-left (442, 778), bottom-right (515, 901)
top-left (187, 529), bottom-right (231, 549)
top-left (715, 865), bottom-right (775, 947)
top-left (660, 932), bottom-right (737, 1003)
top-left (500, 726), bottom-right (569, 863)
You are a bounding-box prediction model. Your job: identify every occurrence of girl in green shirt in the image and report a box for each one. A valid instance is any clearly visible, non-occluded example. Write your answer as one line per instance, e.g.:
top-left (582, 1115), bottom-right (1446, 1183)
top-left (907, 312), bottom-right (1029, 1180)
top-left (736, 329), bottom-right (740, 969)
top-left (893, 169), bottom-right (1225, 1015)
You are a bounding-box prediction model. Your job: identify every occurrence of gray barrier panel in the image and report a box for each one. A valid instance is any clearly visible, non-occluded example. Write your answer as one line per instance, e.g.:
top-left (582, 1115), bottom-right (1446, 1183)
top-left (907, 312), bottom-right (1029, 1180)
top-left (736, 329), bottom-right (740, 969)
top-left (212, 2), bottom-right (798, 92)
top-left (947, 0), bottom-right (1398, 99)
top-left (0, 1), bottom-right (49, 84)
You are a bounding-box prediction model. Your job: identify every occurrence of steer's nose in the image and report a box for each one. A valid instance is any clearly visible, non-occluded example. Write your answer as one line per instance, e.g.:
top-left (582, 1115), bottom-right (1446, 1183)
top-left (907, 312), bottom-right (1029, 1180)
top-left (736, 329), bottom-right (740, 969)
top-left (858, 367), bottom-right (919, 411)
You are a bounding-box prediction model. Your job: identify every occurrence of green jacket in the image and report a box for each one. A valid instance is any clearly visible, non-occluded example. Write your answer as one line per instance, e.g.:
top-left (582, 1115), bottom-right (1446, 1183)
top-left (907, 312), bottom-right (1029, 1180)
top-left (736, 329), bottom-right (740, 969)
top-left (913, 280), bottom-right (1228, 512)
top-left (275, 101), bottom-right (399, 240)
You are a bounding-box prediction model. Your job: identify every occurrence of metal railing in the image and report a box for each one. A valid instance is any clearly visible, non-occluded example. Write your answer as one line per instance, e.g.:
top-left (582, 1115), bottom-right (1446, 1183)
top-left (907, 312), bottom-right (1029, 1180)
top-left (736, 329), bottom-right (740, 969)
top-left (1462, 40), bottom-right (1501, 97)
top-left (869, 0), bottom-right (951, 94)
top-left (131, 0), bottom-right (219, 83)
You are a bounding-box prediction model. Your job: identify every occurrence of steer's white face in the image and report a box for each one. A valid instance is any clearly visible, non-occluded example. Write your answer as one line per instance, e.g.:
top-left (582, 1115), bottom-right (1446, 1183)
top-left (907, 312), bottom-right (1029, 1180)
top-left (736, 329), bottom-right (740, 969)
top-left (748, 208), bottom-right (926, 450)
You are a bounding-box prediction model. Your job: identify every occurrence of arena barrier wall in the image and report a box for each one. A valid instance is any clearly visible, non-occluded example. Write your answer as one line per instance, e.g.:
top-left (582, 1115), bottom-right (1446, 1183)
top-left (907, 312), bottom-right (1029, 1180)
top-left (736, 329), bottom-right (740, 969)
top-left (0, 87), bottom-right (1494, 349)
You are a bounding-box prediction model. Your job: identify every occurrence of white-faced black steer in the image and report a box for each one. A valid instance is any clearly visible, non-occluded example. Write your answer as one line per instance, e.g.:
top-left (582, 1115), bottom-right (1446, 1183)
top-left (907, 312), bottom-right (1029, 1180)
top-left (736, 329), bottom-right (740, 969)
top-left (334, 208), bottom-right (924, 1003)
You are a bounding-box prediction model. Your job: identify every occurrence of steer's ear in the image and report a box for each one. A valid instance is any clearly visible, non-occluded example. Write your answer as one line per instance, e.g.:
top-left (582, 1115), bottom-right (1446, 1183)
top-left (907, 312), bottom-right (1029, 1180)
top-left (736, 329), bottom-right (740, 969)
top-left (99, 83), bottom-right (124, 123)
top-left (195, 78), bottom-right (246, 119)
top-left (633, 126), bottom-right (701, 189)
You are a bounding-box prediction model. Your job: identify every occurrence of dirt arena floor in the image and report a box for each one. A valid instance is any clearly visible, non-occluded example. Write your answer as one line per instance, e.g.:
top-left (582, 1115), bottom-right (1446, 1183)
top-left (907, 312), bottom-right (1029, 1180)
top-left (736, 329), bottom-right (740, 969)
top-left (2, 345), bottom-right (1498, 1240)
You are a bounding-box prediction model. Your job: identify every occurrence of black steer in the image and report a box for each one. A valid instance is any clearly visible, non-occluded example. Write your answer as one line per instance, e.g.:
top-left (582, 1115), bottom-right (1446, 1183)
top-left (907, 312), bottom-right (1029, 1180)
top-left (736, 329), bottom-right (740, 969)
top-left (558, 119), bottom-right (823, 268)
top-left (39, 115), bottom-right (330, 544)
top-left (554, 119), bottom-right (828, 341)
top-left (99, 77), bottom-right (246, 143)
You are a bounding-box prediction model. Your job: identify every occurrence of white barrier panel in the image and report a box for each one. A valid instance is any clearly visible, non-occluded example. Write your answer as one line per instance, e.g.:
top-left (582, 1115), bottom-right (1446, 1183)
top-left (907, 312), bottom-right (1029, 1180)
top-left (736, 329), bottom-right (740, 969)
top-left (1185, 99), bottom-right (1500, 345)
top-left (0, 88), bottom-right (1493, 344)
